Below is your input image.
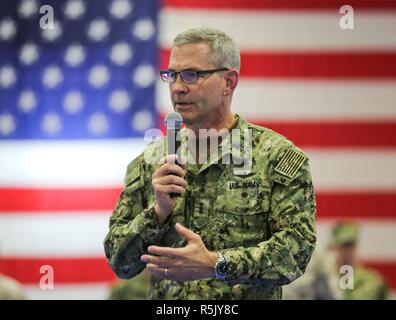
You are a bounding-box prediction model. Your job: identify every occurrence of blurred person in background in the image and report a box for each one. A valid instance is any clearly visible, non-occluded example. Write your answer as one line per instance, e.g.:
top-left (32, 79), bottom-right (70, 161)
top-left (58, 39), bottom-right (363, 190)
top-left (0, 242), bottom-right (26, 300)
top-left (0, 273), bottom-right (26, 300)
top-left (331, 221), bottom-right (389, 300)
top-left (0, 275), bottom-right (25, 300)
top-left (283, 243), bottom-right (342, 300)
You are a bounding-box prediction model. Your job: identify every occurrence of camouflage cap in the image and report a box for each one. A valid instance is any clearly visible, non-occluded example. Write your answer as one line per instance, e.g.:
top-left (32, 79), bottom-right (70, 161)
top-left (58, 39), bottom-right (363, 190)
top-left (331, 222), bottom-right (359, 246)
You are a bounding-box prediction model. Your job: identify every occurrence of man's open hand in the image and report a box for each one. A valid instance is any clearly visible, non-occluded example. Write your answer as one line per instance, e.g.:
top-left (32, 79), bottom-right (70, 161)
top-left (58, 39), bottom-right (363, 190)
top-left (141, 223), bottom-right (218, 281)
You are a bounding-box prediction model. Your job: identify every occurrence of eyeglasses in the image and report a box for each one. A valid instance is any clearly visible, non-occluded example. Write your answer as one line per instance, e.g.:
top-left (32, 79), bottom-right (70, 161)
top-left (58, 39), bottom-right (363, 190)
top-left (160, 68), bottom-right (229, 84)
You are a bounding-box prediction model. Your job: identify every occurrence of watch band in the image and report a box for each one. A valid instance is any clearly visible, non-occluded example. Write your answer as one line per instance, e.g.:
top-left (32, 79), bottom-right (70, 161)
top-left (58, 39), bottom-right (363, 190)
top-left (214, 251), bottom-right (228, 280)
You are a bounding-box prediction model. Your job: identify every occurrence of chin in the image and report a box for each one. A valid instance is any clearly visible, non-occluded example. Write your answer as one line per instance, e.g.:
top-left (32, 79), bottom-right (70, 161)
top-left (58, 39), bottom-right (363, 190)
top-left (178, 113), bottom-right (194, 125)
top-left (175, 108), bottom-right (194, 120)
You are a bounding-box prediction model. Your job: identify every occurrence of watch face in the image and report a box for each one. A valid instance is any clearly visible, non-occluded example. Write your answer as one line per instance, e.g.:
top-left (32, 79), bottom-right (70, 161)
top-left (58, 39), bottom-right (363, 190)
top-left (216, 260), bottom-right (227, 277)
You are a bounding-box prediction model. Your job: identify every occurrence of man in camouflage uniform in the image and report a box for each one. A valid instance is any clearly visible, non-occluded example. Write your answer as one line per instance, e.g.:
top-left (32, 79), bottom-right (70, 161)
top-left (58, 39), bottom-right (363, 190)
top-left (283, 244), bottom-right (342, 300)
top-left (104, 27), bottom-right (316, 300)
top-left (331, 222), bottom-right (389, 300)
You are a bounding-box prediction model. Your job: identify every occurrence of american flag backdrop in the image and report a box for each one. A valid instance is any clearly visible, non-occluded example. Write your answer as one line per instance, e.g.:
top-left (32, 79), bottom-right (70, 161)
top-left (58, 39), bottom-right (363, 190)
top-left (0, 0), bottom-right (395, 299)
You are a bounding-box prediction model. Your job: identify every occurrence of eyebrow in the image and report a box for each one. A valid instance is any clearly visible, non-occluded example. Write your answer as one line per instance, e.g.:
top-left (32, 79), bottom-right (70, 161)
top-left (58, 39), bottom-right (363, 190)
top-left (167, 67), bottom-right (200, 72)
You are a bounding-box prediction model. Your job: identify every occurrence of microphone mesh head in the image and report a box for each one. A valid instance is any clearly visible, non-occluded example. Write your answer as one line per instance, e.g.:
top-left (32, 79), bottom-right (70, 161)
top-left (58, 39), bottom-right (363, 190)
top-left (164, 112), bottom-right (183, 129)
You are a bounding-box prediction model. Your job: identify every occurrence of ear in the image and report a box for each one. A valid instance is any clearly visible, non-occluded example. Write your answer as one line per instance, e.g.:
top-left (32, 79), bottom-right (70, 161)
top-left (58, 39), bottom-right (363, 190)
top-left (223, 70), bottom-right (239, 96)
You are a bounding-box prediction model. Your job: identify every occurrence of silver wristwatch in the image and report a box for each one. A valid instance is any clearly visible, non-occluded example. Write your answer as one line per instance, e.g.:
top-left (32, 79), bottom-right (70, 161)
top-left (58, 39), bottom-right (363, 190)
top-left (213, 251), bottom-right (228, 280)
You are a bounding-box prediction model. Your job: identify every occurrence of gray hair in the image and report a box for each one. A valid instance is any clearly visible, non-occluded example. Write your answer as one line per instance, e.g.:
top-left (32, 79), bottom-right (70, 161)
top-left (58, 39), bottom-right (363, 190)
top-left (173, 27), bottom-right (240, 72)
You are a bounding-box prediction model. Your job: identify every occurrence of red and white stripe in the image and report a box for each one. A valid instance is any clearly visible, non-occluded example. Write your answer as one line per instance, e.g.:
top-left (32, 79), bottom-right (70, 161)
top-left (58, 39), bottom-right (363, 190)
top-left (1, 1), bottom-right (395, 299)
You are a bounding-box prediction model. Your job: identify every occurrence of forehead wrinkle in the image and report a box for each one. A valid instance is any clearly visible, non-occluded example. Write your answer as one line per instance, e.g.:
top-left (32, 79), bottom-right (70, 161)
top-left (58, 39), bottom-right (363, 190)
top-left (169, 43), bottom-right (215, 71)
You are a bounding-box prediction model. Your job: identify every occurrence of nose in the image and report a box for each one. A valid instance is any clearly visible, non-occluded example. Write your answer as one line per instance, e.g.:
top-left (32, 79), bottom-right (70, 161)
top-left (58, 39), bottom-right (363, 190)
top-left (170, 74), bottom-right (189, 96)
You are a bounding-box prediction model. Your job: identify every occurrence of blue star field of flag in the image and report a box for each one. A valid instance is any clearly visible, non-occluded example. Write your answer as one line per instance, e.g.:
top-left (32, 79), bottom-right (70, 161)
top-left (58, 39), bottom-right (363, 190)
top-left (0, 0), bottom-right (159, 139)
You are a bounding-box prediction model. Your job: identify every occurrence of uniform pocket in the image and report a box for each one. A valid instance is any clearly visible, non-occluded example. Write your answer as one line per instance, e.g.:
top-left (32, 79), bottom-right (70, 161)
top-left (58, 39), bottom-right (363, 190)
top-left (124, 158), bottom-right (144, 194)
top-left (216, 185), bottom-right (270, 215)
top-left (214, 185), bottom-right (271, 246)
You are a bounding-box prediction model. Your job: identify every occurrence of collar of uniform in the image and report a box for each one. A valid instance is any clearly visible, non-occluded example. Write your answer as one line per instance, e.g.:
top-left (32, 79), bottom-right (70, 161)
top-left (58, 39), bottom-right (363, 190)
top-left (179, 114), bottom-right (252, 176)
top-left (220, 114), bottom-right (253, 175)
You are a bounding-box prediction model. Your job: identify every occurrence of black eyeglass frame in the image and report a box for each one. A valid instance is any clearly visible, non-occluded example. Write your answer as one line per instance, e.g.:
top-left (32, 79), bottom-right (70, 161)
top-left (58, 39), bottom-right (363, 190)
top-left (160, 68), bottom-right (229, 84)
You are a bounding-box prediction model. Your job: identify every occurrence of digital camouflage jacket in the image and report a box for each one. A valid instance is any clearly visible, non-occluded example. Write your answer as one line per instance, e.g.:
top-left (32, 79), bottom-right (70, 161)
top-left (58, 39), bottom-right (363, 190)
top-left (104, 115), bottom-right (316, 299)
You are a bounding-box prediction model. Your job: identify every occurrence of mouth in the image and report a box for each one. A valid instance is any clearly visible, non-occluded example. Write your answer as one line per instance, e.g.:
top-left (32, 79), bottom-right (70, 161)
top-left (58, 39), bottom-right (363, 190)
top-left (175, 102), bottom-right (193, 109)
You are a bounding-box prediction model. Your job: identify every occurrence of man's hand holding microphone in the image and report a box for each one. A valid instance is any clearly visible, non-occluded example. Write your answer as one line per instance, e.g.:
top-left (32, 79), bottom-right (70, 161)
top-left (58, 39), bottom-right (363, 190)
top-left (143, 112), bottom-right (219, 281)
top-left (152, 112), bottom-right (186, 225)
top-left (152, 154), bottom-right (187, 225)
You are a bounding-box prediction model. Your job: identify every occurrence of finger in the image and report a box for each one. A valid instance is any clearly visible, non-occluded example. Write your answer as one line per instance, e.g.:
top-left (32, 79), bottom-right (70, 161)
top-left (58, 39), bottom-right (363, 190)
top-left (159, 154), bottom-right (186, 167)
top-left (153, 184), bottom-right (186, 195)
top-left (147, 245), bottom-right (184, 258)
top-left (176, 155), bottom-right (187, 166)
top-left (140, 254), bottom-right (173, 268)
top-left (166, 154), bottom-right (179, 165)
top-left (156, 163), bottom-right (185, 178)
top-left (159, 155), bottom-right (175, 165)
top-left (153, 175), bottom-right (187, 187)
top-left (146, 263), bottom-right (170, 280)
top-left (175, 223), bottom-right (200, 242)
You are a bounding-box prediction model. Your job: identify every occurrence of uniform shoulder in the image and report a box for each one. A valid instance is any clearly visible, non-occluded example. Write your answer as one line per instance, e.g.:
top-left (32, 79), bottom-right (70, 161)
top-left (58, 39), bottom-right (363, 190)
top-left (248, 121), bottom-right (308, 160)
top-left (247, 122), bottom-right (301, 152)
top-left (126, 136), bottom-right (166, 170)
top-left (247, 122), bottom-right (310, 186)
top-left (356, 266), bottom-right (387, 284)
top-left (355, 266), bottom-right (389, 299)
top-left (124, 136), bottom-right (166, 187)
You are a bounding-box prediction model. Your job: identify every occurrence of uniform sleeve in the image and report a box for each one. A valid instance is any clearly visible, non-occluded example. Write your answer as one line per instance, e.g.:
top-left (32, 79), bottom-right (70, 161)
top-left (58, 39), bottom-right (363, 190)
top-left (103, 155), bottom-right (172, 279)
top-left (222, 147), bottom-right (317, 287)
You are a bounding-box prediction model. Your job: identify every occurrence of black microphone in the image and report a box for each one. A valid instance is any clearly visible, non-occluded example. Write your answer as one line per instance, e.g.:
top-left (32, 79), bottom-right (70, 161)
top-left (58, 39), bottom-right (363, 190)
top-left (164, 112), bottom-right (183, 197)
top-left (164, 111), bottom-right (183, 165)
